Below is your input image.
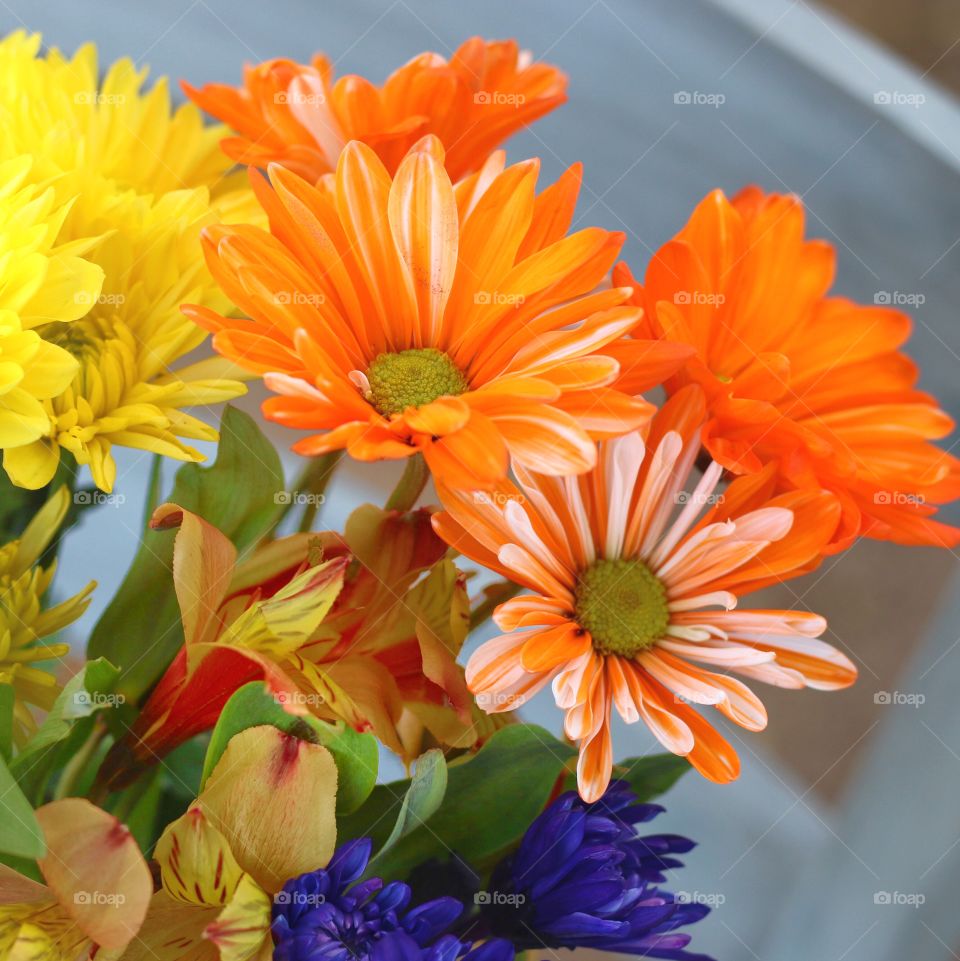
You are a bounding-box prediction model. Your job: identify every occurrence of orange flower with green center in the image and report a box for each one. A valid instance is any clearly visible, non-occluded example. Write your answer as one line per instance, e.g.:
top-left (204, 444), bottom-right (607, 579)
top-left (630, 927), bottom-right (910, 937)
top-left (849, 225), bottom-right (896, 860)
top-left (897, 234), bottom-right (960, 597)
top-left (615, 186), bottom-right (960, 551)
top-left (187, 137), bottom-right (691, 490)
top-left (434, 386), bottom-right (857, 801)
top-left (183, 37), bottom-right (568, 181)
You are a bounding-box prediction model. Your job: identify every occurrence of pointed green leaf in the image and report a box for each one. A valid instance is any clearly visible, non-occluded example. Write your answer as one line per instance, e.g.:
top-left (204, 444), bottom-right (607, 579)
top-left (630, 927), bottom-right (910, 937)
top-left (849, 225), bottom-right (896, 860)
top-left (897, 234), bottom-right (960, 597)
top-left (0, 755), bottom-right (44, 859)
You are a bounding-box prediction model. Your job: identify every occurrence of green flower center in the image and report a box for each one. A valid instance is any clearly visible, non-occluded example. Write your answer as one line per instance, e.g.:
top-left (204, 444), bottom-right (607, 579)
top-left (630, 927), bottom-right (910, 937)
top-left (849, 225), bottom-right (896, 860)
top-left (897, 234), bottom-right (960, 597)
top-left (574, 558), bottom-right (669, 657)
top-left (365, 348), bottom-right (468, 416)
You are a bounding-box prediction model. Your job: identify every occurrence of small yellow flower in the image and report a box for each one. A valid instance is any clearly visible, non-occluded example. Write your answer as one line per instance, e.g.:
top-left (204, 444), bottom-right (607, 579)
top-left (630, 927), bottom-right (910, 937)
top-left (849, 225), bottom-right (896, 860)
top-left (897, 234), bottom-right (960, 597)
top-left (0, 486), bottom-right (94, 744)
top-left (0, 31), bottom-right (254, 492)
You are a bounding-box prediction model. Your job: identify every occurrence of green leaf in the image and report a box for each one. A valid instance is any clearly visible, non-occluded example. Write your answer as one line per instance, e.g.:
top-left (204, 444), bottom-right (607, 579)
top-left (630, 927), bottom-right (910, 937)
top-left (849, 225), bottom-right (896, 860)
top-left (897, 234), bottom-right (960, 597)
top-left (88, 407), bottom-right (286, 701)
top-left (0, 684), bottom-right (13, 761)
top-left (371, 750), bottom-right (447, 865)
top-left (0, 755), bottom-right (44, 859)
top-left (201, 683), bottom-right (378, 814)
top-left (346, 725), bottom-right (575, 881)
top-left (10, 658), bottom-right (120, 802)
top-left (612, 753), bottom-right (691, 801)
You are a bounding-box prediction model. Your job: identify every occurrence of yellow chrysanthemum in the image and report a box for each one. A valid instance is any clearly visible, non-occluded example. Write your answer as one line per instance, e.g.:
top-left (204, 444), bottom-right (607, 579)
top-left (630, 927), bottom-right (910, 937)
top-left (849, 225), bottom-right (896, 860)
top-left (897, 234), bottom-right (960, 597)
top-left (0, 486), bottom-right (94, 744)
top-left (0, 31), bottom-right (254, 491)
top-left (0, 154), bottom-right (104, 453)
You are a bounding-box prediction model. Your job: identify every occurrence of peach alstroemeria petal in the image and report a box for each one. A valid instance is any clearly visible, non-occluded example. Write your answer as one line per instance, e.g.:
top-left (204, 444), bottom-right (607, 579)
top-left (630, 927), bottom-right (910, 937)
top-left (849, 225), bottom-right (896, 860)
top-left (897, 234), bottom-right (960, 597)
top-left (198, 725), bottom-right (337, 894)
top-left (35, 799), bottom-right (152, 951)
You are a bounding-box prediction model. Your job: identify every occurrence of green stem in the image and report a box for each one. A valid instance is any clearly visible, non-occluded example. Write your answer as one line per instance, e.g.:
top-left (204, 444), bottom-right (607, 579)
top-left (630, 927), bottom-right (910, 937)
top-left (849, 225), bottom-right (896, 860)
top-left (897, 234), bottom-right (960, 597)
top-left (297, 451), bottom-right (343, 533)
top-left (55, 719), bottom-right (107, 800)
top-left (111, 767), bottom-right (158, 823)
top-left (385, 454), bottom-right (429, 512)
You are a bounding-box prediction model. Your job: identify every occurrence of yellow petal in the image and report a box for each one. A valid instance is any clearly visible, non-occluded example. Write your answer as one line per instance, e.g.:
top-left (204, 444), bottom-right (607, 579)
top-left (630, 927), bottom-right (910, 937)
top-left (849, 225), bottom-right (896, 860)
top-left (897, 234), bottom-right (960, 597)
top-left (0, 389), bottom-right (49, 446)
top-left (203, 874), bottom-right (271, 961)
top-left (17, 339), bottom-right (79, 400)
top-left (3, 439), bottom-right (60, 491)
top-left (99, 890), bottom-right (219, 961)
top-left (35, 799), bottom-right (152, 952)
top-left (13, 485), bottom-right (70, 573)
top-left (155, 804), bottom-right (244, 907)
top-left (198, 726), bottom-right (337, 893)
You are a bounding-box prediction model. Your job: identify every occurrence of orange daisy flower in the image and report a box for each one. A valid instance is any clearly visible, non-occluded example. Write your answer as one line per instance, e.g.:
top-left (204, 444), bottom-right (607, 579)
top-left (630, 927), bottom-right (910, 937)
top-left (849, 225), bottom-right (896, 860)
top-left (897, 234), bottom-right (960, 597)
top-left (614, 187), bottom-right (960, 551)
top-left (183, 37), bottom-right (567, 182)
top-left (187, 137), bottom-right (687, 488)
top-left (433, 386), bottom-right (857, 801)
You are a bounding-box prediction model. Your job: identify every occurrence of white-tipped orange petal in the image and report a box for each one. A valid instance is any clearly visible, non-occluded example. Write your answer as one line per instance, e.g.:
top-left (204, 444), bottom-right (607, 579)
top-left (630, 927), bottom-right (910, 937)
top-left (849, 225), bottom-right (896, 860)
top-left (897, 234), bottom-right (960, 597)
top-left (198, 726), bottom-right (338, 893)
top-left (35, 799), bottom-right (152, 952)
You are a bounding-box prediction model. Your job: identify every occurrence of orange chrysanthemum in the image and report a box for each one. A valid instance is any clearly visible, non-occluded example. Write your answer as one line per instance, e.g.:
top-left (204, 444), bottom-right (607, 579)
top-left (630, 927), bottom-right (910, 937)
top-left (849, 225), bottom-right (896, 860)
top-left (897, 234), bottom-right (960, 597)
top-left (433, 386), bottom-right (857, 801)
top-left (187, 137), bottom-right (689, 488)
top-left (615, 187), bottom-right (960, 552)
top-left (183, 37), bottom-right (567, 182)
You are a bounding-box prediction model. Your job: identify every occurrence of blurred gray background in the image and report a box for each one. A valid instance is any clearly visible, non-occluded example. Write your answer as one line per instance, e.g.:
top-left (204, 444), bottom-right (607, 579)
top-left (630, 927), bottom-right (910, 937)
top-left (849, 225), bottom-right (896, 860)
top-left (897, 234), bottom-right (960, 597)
top-left (4, 0), bottom-right (960, 958)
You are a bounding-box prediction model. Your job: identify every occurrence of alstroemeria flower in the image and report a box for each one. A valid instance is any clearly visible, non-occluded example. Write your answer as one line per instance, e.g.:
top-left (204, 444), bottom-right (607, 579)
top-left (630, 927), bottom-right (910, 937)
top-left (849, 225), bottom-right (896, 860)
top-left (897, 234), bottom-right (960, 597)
top-left (0, 798), bottom-right (151, 958)
top-left (99, 501), bottom-right (484, 790)
top-left (106, 724), bottom-right (338, 961)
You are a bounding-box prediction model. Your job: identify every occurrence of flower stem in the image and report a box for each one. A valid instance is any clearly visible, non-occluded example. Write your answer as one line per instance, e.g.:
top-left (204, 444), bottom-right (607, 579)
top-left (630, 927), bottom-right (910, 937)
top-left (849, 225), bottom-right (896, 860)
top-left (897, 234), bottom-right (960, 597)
top-left (385, 454), bottom-right (429, 512)
top-left (54, 718), bottom-right (107, 800)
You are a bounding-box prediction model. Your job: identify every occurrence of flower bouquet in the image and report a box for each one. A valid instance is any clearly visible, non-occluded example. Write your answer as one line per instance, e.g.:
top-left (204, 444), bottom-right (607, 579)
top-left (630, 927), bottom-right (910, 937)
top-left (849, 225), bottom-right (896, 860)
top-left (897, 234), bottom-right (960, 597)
top-left (0, 30), bottom-right (956, 961)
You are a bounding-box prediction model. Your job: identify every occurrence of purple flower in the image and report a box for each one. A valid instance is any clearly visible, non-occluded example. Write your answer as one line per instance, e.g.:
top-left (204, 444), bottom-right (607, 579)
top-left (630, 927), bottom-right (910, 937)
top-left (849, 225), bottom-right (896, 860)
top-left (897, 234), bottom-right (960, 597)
top-left (272, 839), bottom-right (514, 961)
top-left (477, 780), bottom-right (715, 961)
